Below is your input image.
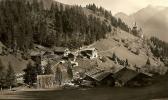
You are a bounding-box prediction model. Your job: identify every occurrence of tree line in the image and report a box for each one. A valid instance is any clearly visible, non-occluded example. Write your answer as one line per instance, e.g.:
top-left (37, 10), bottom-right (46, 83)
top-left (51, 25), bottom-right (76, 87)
top-left (23, 60), bottom-right (54, 86)
top-left (0, 0), bottom-right (117, 51)
top-left (86, 4), bottom-right (130, 32)
top-left (149, 37), bottom-right (168, 66)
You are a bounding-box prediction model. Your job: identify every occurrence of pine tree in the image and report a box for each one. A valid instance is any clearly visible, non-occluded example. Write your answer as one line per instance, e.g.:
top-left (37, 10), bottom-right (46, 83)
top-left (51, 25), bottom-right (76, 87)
top-left (55, 65), bottom-right (62, 85)
top-left (6, 62), bottom-right (16, 90)
top-left (23, 62), bottom-right (37, 86)
top-left (112, 53), bottom-right (116, 61)
top-left (0, 59), bottom-right (6, 91)
top-left (36, 63), bottom-right (43, 75)
top-left (146, 58), bottom-right (151, 65)
top-left (67, 60), bottom-right (73, 80)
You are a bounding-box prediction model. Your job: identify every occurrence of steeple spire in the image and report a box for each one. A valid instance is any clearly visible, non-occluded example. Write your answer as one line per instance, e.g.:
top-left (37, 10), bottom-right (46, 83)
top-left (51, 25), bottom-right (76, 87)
top-left (134, 22), bottom-right (137, 27)
top-left (133, 22), bottom-right (137, 29)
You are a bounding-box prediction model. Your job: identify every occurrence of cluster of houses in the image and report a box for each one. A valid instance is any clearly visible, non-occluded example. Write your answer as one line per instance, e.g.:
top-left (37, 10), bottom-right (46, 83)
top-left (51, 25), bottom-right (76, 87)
top-left (81, 67), bottom-right (153, 87)
top-left (20, 44), bottom-right (156, 89)
top-left (35, 65), bottom-right (154, 89)
top-left (9, 40), bottom-right (166, 90)
top-left (25, 45), bottom-right (99, 88)
top-left (1, 40), bottom-right (163, 89)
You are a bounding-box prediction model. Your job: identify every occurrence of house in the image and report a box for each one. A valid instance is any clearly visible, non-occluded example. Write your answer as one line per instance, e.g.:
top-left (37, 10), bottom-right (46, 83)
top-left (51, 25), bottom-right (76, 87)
top-left (29, 50), bottom-right (47, 65)
top-left (113, 67), bottom-right (153, 87)
top-left (43, 50), bottom-right (60, 61)
top-left (113, 67), bottom-right (139, 86)
top-left (43, 51), bottom-right (54, 56)
top-left (80, 48), bottom-right (98, 59)
top-left (53, 47), bottom-right (70, 56)
top-left (16, 72), bottom-right (25, 84)
top-left (83, 68), bottom-right (115, 86)
top-left (30, 54), bottom-right (42, 65)
top-left (37, 75), bottom-right (55, 89)
top-left (63, 52), bottom-right (76, 61)
top-left (34, 44), bottom-right (48, 51)
top-left (126, 72), bottom-right (153, 87)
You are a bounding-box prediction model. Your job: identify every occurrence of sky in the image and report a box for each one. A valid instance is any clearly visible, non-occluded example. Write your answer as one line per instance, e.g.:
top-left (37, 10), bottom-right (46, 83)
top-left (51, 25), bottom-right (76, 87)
top-left (55, 0), bottom-right (168, 15)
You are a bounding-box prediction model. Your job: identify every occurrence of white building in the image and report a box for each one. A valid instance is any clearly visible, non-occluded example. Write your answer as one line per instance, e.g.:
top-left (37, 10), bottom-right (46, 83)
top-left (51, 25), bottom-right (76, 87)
top-left (80, 48), bottom-right (98, 59)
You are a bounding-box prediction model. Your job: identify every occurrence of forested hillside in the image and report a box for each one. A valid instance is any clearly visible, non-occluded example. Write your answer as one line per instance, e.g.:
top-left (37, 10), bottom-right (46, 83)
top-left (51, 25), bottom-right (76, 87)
top-left (149, 37), bottom-right (168, 66)
top-left (0, 0), bottom-right (129, 51)
top-left (86, 4), bottom-right (130, 32)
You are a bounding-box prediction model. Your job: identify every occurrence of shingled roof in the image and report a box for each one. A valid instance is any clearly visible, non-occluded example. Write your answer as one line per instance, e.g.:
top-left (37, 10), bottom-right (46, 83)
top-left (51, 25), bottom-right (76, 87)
top-left (85, 68), bottom-right (112, 81)
top-left (113, 67), bottom-right (153, 84)
top-left (113, 67), bottom-right (139, 84)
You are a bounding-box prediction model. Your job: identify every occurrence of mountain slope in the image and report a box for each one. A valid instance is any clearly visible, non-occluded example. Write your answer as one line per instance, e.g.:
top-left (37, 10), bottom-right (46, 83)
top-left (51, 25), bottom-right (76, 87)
top-left (0, 0), bottom-right (166, 75)
top-left (143, 8), bottom-right (168, 41)
top-left (90, 29), bottom-right (163, 67)
top-left (115, 5), bottom-right (168, 42)
top-left (115, 12), bottom-right (134, 27)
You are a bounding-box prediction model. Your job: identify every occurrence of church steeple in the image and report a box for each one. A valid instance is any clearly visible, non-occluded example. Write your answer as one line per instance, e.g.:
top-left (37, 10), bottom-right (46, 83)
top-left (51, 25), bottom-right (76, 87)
top-left (131, 22), bottom-right (144, 38)
top-left (133, 22), bottom-right (137, 29)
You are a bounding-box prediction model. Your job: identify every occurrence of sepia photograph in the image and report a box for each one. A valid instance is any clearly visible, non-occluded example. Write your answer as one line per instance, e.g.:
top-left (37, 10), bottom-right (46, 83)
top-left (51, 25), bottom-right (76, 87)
top-left (0, 0), bottom-right (168, 100)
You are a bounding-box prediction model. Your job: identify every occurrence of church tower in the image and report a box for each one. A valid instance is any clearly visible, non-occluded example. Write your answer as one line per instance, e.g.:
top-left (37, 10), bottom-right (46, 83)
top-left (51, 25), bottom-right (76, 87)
top-left (132, 22), bottom-right (138, 36)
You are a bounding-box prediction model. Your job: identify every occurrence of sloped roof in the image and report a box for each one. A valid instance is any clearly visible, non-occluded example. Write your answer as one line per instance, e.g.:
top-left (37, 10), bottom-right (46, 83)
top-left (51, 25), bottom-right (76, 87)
top-left (81, 48), bottom-right (97, 51)
top-left (29, 50), bottom-right (45, 56)
top-left (113, 67), bottom-right (139, 84)
top-left (53, 47), bottom-right (68, 52)
top-left (85, 69), bottom-right (112, 81)
top-left (34, 44), bottom-right (49, 51)
top-left (140, 71), bottom-right (153, 77)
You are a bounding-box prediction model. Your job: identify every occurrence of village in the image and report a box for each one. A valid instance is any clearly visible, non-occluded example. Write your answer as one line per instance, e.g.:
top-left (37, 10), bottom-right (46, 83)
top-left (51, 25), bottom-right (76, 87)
top-left (0, 23), bottom-right (167, 92)
top-left (0, 0), bottom-right (168, 99)
top-left (15, 44), bottom-right (153, 89)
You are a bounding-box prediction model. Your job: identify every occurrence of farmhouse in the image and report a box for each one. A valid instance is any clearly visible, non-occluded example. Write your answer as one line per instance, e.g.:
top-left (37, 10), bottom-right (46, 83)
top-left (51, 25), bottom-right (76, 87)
top-left (113, 67), bottom-right (153, 87)
top-left (30, 53), bottom-right (42, 65)
top-left (37, 75), bottom-right (55, 89)
top-left (83, 68), bottom-right (115, 86)
top-left (80, 48), bottom-right (98, 59)
top-left (37, 61), bottom-right (74, 88)
top-left (16, 72), bottom-right (25, 84)
top-left (53, 47), bottom-right (70, 57)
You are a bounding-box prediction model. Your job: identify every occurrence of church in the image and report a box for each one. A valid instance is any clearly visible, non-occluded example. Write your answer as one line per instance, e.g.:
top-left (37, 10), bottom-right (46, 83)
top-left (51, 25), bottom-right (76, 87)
top-left (131, 23), bottom-right (144, 38)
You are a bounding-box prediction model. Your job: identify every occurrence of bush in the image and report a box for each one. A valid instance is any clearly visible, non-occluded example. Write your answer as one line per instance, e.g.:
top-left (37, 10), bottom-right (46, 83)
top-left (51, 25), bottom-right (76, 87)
top-left (100, 56), bottom-right (107, 62)
top-left (135, 49), bottom-right (140, 55)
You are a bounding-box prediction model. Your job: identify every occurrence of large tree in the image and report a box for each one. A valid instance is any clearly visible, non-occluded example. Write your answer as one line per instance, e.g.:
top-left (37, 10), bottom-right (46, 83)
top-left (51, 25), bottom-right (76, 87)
top-left (146, 58), bottom-right (151, 66)
top-left (6, 62), bottom-right (16, 90)
top-left (36, 63), bottom-right (43, 75)
top-left (23, 62), bottom-right (37, 86)
top-left (67, 60), bottom-right (73, 80)
top-left (55, 64), bottom-right (62, 85)
top-left (44, 60), bottom-right (53, 75)
top-left (0, 59), bottom-right (6, 90)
